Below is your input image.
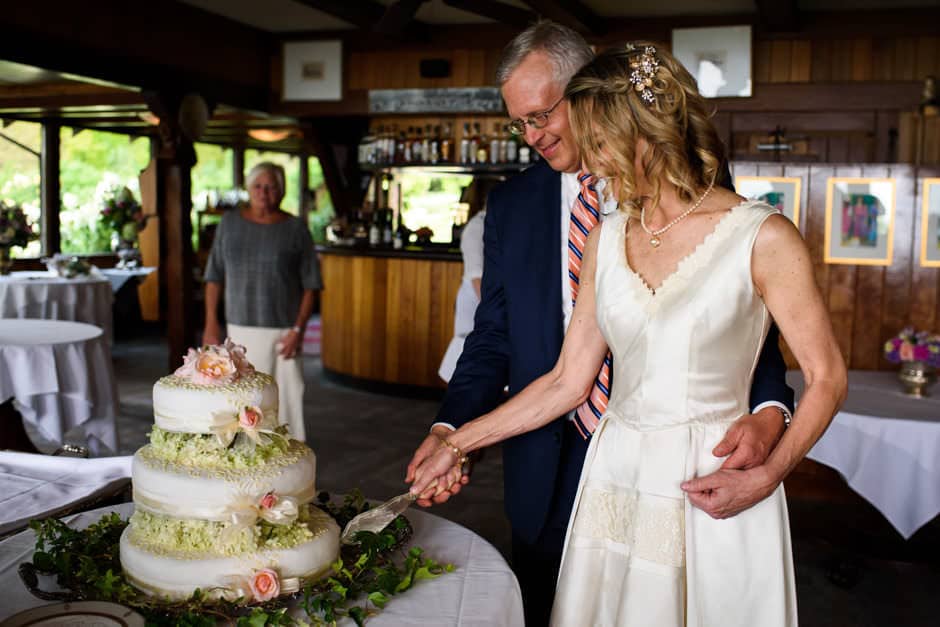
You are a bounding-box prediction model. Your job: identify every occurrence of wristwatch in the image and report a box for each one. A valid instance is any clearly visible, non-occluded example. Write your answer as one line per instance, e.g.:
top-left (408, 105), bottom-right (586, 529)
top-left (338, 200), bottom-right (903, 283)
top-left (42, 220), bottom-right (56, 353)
top-left (778, 406), bottom-right (793, 429)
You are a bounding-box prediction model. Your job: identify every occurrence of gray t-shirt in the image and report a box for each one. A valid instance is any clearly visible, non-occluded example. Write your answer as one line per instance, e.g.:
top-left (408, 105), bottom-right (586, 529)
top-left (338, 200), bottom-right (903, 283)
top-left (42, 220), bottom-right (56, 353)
top-left (204, 211), bottom-right (322, 328)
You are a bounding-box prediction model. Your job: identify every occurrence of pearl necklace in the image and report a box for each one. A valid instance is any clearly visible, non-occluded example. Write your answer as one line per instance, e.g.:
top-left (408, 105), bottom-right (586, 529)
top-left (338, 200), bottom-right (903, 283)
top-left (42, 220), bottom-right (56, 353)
top-left (639, 180), bottom-right (715, 247)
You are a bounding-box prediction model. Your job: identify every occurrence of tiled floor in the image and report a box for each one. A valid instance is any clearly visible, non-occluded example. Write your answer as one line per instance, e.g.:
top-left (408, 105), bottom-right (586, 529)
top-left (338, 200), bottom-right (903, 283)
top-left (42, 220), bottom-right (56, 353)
top-left (109, 336), bottom-right (937, 626)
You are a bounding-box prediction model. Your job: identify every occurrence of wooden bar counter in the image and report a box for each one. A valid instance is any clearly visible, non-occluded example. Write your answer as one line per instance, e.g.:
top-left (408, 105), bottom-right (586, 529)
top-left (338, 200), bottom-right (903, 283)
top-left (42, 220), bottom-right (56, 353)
top-left (318, 246), bottom-right (462, 389)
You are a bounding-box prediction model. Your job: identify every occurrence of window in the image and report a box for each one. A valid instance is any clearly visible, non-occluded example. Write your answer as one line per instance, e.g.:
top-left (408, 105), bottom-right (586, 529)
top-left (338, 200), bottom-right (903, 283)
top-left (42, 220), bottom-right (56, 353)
top-left (59, 128), bottom-right (150, 254)
top-left (307, 158), bottom-right (334, 243)
top-left (0, 121), bottom-right (41, 258)
top-left (397, 169), bottom-right (473, 243)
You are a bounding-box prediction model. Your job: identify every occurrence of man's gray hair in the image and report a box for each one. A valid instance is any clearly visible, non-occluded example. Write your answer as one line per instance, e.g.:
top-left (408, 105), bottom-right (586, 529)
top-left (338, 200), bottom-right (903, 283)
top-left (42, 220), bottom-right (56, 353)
top-left (495, 20), bottom-right (595, 87)
top-left (246, 162), bottom-right (286, 199)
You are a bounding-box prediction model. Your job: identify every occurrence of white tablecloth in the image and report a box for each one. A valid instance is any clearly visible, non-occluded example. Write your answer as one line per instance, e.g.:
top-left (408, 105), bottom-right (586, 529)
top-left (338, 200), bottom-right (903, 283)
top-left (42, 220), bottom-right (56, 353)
top-left (0, 502), bottom-right (524, 626)
top-left (791, 370), bottom-right (940, 538)
top-left (0, 452), bottom-right (132, 537)
top-left (0, 271), bottom-right (113, 340)
top-left (0, 320), bottom-right (118, 455)
top-left (99, 267), bottom-right (155, 293)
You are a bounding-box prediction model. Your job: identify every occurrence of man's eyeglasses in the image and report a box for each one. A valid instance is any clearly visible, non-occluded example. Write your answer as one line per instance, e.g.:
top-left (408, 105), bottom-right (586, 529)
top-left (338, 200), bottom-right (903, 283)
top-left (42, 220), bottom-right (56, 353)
top-left (507, 96), bottom-right (565, 136)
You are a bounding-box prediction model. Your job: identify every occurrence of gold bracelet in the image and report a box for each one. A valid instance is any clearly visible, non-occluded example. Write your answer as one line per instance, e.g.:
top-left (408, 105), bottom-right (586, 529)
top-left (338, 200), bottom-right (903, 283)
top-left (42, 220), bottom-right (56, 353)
top-left (437, 435), bottom-right (469, 465)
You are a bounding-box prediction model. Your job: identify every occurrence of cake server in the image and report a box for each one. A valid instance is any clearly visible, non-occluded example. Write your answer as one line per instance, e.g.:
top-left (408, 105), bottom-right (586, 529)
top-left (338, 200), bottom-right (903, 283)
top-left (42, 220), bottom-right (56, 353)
top-left (341, 492), bottom-right (417, 544)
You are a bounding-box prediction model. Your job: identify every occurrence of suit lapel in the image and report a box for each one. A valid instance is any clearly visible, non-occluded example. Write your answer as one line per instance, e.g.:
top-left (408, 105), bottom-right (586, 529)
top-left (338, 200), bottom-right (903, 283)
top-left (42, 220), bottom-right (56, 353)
top-left (531, 164), bottom-right (564, 356)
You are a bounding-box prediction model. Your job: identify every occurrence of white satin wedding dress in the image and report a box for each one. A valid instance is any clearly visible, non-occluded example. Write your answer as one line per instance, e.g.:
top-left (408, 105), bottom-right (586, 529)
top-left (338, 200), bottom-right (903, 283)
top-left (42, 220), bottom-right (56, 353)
top-left (550, 201), bottom-right (798, 627)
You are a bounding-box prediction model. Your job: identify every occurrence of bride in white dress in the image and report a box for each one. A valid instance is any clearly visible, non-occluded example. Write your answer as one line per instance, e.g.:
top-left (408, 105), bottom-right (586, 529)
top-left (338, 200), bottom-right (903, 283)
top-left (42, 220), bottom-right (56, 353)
top-left (408, 43), bottom-right (846, 626)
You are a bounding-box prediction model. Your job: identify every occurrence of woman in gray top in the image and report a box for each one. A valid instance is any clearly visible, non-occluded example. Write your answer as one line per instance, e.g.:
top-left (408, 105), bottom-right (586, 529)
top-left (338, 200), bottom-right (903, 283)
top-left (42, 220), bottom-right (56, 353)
top-left (202, 162), bottom-right (321, 441)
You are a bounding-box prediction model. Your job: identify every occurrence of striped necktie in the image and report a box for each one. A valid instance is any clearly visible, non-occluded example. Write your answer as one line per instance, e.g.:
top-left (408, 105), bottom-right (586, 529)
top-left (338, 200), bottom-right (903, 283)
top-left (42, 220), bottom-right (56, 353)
top-left (568, 171), bottom-right (612, 438)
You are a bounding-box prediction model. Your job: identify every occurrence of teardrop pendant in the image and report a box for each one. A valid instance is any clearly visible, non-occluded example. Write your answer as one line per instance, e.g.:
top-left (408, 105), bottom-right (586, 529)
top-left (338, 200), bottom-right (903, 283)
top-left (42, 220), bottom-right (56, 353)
top-left (649, 236), bottom-right (661, 248)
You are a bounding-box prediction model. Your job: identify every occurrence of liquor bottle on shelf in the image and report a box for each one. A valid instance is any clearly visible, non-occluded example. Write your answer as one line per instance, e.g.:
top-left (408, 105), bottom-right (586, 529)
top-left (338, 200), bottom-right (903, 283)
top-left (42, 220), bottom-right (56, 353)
top-left (368, 211), bottom-right (381, 247)
top-left (421, 124), bottom-right (431, 162)
top-left (505, 126), bottom-right (518, 164)
top-left (358, 131), bottom-right (375, 165)
top-left (393, 213), bottom-right (407, 249)
top-left (430, 125), bottom-right (441, 163)
top-left (519, 141), bottom-right (531, 164)
top-left (412, 127), bottom-right (423, 163)
top-left (459, 122), bottom-right (471, 164)
top-left (469, 122), bottom-right (481, 164)
top-left (440, 123), bottom-right (452, 163)
top-left (395, 129), bottom-right (406, 164)
top-left (382, 208), bottom-right (393, 246)
top-left (490, 122), bottom-right (502, 164)
top-left (476, 123), bottom-right (489, 164)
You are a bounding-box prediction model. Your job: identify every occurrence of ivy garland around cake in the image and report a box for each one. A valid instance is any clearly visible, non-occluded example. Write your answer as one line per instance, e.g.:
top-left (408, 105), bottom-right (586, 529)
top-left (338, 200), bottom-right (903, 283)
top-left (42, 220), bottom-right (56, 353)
top-left (19, 491), bottom-right (453, 626)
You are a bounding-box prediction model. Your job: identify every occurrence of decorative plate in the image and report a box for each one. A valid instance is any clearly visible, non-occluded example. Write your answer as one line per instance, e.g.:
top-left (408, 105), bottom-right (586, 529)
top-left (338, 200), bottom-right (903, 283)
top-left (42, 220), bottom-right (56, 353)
top-left (2, 601), bottom-right (145, 627)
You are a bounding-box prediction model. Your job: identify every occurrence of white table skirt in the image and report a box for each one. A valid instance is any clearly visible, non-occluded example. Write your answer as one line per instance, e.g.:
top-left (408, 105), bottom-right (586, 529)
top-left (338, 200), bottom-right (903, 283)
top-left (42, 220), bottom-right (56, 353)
top-left (790, 371), bottom-right (940, 538)
top-left (0, 271), bottom-right (113, 341)
top-left (0, 502), bottom-right (524, 626)
top-left (0, 320), bottom-right (119, 455)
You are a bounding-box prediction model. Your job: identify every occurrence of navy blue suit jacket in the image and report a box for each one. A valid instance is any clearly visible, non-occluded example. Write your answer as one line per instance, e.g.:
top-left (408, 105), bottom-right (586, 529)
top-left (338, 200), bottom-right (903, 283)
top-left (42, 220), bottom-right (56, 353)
top-left (436, 160), bottom-right (794, 545)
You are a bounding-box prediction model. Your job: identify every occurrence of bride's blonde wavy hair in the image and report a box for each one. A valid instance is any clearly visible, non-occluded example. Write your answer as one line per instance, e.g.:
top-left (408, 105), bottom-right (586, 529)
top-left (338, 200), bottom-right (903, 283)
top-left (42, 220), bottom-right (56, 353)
top-left (565, 42), bottom-right (726, 214)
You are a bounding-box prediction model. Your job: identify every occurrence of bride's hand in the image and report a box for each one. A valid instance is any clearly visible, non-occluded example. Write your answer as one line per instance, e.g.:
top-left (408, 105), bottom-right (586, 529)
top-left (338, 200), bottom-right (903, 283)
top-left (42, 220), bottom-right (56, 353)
top-left (408, 444), bottom-right (462, 499)
top-left (680, 466), bottom-right (778, 519)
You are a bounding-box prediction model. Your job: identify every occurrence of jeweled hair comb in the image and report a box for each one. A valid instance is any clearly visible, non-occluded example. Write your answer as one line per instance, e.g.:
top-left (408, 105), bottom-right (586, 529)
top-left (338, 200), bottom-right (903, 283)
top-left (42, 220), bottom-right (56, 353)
top-left (625, 43), bottom-right (659, 105)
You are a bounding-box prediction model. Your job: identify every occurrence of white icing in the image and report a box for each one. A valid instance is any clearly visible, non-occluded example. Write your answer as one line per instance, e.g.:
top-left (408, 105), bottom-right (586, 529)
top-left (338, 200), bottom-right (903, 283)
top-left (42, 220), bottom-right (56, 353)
top-left (132, 445), bottom-right (318, 521)
top-left (120, 508), bottom-right (340, 600)
top-left (152, 372), bottom-right (279, 433)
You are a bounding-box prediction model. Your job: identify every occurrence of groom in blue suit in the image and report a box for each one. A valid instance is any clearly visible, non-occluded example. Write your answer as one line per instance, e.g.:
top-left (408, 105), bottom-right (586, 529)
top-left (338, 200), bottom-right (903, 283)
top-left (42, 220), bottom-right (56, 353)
top-left (408, 21), bottom-right (794, 627)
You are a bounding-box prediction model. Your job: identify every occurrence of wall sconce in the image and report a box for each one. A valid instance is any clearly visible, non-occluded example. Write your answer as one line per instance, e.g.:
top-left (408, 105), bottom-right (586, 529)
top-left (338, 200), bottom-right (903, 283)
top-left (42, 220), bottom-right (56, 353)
top-left (247, 128), bottom-right (293, 142)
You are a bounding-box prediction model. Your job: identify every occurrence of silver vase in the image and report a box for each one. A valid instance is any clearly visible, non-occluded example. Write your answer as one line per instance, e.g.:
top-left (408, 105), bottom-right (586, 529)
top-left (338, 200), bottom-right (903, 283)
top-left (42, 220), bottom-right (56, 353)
top-left (898, 360), bottom-right (936, 398)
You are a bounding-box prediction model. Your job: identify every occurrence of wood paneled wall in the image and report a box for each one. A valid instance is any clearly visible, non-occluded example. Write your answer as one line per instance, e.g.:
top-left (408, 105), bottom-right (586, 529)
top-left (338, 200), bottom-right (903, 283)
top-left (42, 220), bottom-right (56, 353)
top-left (732, 162), bottom-right (940, 370)
top-left (320, 253), bottom-right (462, 388)
top-left (345, 35), bottom-right (940, 91)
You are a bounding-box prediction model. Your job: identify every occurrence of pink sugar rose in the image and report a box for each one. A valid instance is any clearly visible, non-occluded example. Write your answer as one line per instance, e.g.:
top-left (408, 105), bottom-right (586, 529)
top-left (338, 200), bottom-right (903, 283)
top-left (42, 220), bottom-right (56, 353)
top-left (260, 492), bottom-right (278, 510)
top-left (249, 568), bottom-right (280, 601)
top-left (239, 405), bottom-right (264, 429)
top-left (900, 342), bottom-right (915, 361)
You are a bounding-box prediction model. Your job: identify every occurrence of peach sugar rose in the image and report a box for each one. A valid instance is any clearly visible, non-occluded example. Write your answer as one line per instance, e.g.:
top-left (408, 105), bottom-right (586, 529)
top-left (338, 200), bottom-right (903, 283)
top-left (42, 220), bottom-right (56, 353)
top-left (239, 405), bottom-right (264, 429)
top-left (249, 568), bottom-right (280, 601)
top-left (259, 491), bottom-right (278, 510)
top-left (174, 338), bottom-right (254, 385)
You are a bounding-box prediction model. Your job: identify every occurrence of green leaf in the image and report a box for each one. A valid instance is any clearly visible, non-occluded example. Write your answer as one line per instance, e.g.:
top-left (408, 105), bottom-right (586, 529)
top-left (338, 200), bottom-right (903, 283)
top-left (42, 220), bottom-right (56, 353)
top-left (368, 590), bottom-right (390, 608)
top-left (348, 606), bottom-right (367, 626)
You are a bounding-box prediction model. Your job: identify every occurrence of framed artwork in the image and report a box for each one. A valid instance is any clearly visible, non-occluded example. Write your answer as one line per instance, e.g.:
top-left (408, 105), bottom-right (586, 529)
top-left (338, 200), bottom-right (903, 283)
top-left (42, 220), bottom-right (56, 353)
top-left (734, 176), bottom-right (801, 227)
top-left (824, 177), bottom-right (896, 266)
top-left (282, 40), bottom-right (342, 101)
top-left (671, 25), bottom-right (752, 98)
top-left (919, 178), bottom-right (940, 267)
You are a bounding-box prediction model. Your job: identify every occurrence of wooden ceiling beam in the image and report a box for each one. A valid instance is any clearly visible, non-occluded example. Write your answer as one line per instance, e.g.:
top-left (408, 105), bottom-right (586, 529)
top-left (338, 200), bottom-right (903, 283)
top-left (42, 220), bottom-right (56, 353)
top-left (442, 0), bottom-right (537, 30)
top-left (754, 0), bottom-right (800, 32)
top-left (294, 0), bottom-right (429, 40)
top-left (520, 0), bottom-right (605, 35)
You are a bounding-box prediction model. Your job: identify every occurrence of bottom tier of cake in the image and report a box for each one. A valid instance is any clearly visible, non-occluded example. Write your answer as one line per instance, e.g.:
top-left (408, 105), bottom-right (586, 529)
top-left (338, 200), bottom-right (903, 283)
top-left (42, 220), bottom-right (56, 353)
top-left (119, 506), bottom-right (340, 601)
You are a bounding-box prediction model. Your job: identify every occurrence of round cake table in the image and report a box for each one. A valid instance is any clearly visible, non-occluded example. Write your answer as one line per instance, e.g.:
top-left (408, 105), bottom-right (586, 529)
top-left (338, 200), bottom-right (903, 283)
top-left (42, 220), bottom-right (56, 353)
top-left (0, 319), bottom-right (118, 455)
top-left (0, 502), bottom-right (524, 626)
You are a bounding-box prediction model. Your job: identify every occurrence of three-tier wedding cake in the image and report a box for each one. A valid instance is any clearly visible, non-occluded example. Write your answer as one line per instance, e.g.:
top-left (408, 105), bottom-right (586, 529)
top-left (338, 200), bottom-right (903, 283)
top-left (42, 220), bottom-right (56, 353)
top-left (119, 340), bottom-right (339, 602)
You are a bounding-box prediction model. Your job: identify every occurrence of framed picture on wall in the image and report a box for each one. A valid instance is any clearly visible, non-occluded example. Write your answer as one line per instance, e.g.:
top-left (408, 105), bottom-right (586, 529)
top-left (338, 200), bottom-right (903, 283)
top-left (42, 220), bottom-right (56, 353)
top-left (734, 176), bottom-right (801, 227)
top-left (824, 177), bottom-right (896, 266)
top-left (919, 178), bottom-right (940, 267)
top-left (671, 25), bottom-right (752, 98)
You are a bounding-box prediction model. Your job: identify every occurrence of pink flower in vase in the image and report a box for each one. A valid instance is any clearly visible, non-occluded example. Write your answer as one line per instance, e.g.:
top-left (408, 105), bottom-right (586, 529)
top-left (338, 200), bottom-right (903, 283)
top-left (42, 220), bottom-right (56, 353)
top-left (900, 342), bottom-right (915, 362)
top-left (914, 344), bottom-right (930, 362)
top-left (249, 568), bottom-right (280, 601)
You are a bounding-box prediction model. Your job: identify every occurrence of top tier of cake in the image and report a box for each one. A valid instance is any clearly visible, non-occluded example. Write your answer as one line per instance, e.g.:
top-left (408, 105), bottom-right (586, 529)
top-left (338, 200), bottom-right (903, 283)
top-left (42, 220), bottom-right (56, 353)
top-left (153, 371), bottom-right (278, 434)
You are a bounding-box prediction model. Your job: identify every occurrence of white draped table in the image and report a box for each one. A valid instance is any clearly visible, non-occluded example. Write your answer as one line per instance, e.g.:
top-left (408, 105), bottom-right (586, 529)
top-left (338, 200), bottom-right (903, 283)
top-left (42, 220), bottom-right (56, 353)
top-left (0, 502), bottom-right (524, 626)
top-left (99, 267), bottom-right (155, 293)
top-left (0, 320), bottom-right (119, 455)
top-left (0, 271), bottom-right (113, 340)
top-left (791, 370), bottom-right (940, 538)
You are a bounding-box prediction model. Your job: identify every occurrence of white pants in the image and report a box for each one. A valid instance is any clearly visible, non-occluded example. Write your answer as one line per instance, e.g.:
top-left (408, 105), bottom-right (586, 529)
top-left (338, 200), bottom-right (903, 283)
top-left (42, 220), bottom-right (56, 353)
top-left (227, 324), bottom-right (306, 442)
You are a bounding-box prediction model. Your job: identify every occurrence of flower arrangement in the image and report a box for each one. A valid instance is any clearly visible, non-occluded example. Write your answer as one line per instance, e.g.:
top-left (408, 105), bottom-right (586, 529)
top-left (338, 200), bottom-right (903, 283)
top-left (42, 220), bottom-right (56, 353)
top-left (99, 186), bottom-right (146, 241)
top-left (883, 327), bottom-right (940, 367)
top-left (0, 201), bottom-right (36, 249)
top-left (174, 338), bottom-right (254, 385)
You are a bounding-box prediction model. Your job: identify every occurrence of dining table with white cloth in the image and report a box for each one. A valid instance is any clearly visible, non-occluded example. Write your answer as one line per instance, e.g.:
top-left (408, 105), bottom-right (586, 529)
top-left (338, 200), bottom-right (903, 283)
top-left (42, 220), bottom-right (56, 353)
top-left (0, 501), bottom-right (525, 626)
top-left (0, 319), bottom-right (119, 455)
top-left (0, 451), bottom-right (132, 537)
top-left (98, 267), bottom-right (155, 293)
top-left (791, 370), bottom-right (940, 539)
top-left (0, 271), bottom-right (113, 340)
